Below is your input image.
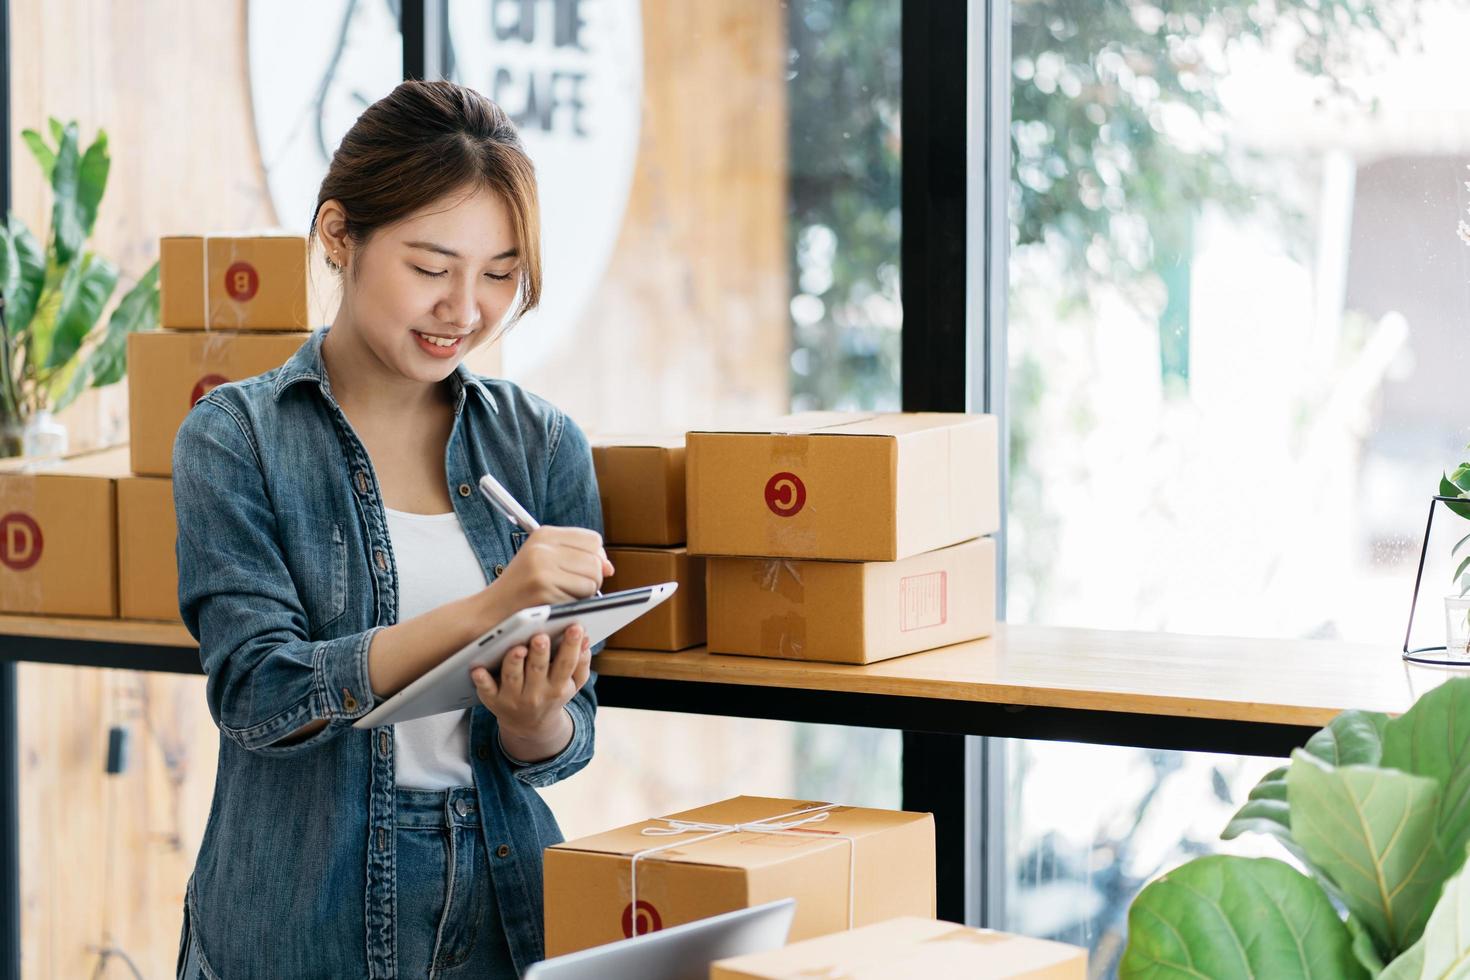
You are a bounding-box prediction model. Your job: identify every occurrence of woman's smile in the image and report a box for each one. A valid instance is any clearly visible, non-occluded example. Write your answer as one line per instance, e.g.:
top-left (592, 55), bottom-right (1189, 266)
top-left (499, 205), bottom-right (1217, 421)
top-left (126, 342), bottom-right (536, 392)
top-left (411, 328), bottom-right (471, 358)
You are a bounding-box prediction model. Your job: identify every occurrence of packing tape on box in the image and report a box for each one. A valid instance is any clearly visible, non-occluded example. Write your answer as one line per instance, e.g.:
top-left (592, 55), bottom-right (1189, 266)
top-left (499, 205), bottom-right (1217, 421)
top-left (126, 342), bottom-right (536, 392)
top-left (0, 464), bottom-right (44, 613)
top-left (755, 560), bottom-right (806, 658)
top-left (626, 802), bottom-right (856, 937)
top-left (759, 613), bottom-right (806, 658)
top-left (203, 235), bottom-right (242, 331)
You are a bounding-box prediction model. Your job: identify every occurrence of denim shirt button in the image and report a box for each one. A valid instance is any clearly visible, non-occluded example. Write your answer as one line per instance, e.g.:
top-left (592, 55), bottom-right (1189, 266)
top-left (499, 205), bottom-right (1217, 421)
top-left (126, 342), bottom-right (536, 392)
top-left (493, 563), bottom-right (505, 577)
top-left (476, 744), bottom-right (491, 760)
top-left (496, 844), bottom-right (511, 859)
top-left (375, 550), bottom-right (388, 571)
top-left (458, 483), bottom-right (472, 497)
top-left (341, 688), bottom-right (358, 711)
top-left (378, 731), bottom-right (390, 757)
top-left (454, 798), bottom-right (469, 817)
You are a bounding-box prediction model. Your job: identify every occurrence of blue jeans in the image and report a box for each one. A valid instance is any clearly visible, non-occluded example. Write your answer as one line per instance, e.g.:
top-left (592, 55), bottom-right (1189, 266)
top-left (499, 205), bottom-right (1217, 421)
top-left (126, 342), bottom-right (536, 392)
top-left (394, 786), bottom-right (518, 978)
top-left (177, 786), bottom-right (519, 979)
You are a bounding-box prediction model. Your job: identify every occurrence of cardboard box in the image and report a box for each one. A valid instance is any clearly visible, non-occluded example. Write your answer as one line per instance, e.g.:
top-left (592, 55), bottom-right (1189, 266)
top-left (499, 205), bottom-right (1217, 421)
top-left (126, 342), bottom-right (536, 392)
top-left (544, 796), bottom-right (935, 958)
top-left (591, 435), bottom-right (686, 546)
top-left (707, 537), bottom-right (995, 665)
top-left (118, 476), bottom-right (179, 622)
top-left (604, 546), bottom-right (706, 650)
top-left (0, 447), bottom-right (131, 617)
top-left (128, 330), bottom-right (310, 476)
top-left (711, 917), bottom-right (1087, 979)
top-left (686, 413), bottom-right (998, 561)
top-left (159, 234), bottom-right (309, 330)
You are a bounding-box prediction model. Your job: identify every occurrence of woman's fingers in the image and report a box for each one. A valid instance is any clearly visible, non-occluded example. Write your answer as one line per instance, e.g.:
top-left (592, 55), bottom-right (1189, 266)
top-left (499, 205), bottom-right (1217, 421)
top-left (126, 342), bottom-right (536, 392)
top-left (471, 665), bottom-right (499, 704)
top-left (526, 634), bottom-right (552, 676)
top-left (550, 626), bottom-right (582, 685)
top-left (571, 636), bottom-right (592, 690)
top-left (500, 646), bottom-right (527, 697)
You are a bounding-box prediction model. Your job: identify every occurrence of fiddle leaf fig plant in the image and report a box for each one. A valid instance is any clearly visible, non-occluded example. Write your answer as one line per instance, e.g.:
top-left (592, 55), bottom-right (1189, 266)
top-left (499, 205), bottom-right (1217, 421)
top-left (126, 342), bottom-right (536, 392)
top-left (1121, 677), bottom-right (1470, 979)
top-left (0, 117), bottom-right (159, 457)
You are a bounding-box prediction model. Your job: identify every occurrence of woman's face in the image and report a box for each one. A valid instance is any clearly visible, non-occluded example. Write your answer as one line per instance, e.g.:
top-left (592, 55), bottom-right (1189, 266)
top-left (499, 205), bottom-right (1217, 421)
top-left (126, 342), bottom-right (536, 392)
top-left (332, 185), bottom-right (522, 384)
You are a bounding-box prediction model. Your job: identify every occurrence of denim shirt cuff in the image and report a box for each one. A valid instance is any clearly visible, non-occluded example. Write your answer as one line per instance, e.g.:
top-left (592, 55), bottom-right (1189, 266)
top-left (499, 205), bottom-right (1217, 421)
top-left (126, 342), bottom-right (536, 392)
top-left (498, 703), bottom-right (587, 787)
top-left (317, 625), bottom-right (383, 721)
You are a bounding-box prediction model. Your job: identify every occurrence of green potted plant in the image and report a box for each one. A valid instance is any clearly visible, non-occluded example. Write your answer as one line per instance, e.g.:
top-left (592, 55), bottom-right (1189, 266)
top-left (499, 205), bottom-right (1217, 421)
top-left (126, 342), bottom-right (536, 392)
top-left (1120, 677), bottom-right (1470, 978)
top-left (1443, 453), bottom-right (1470, 658)
top-left (0, 117), bottom-right (158, 458)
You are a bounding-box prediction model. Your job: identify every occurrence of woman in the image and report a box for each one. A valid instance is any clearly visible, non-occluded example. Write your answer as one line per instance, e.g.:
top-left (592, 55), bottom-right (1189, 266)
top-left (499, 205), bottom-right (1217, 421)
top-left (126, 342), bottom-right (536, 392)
top-left (172, 79), bottom-right (610, 978)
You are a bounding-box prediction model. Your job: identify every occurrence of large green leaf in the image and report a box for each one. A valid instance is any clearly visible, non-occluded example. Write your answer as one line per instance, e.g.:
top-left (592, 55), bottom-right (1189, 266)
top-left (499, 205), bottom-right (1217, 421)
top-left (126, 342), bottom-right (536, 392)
top-left (49, 122), bottom-right (83, 266)
top-left (75, 130), bottom-right (109, 236)
top-left (1349, 914), bottom-right (1388, 978)
top-left (1119, 855), bottom-right (1365, 979)
top-left (1383, 681), bottom-right (1470, 880)
top-left (6, 217), bottom-right (45, 335)
top-left (20, 130), bottom-right (54, 183)
top-left (1289, 753), bottom-right (1447, 959)
top-left (44, 253), bottom-right (117, 372)
top-left (54, 262), bottom-right (157, 413)
top-left (1380, 945), bottom-right (1426, 980)
top-left (1378, 851), bottom-right (1470, 980)
top-left (1225, 710), bottom-right (1388, 845)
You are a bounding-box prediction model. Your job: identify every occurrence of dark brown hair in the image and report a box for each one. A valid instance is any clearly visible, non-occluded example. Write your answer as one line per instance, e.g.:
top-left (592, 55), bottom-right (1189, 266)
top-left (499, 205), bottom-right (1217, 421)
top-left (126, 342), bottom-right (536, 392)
top-left (310, 79), bottom-right (542, 321)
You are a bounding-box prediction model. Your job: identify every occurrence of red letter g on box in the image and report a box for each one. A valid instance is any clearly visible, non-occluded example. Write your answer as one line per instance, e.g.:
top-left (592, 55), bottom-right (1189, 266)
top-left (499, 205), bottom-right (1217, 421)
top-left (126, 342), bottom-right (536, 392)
top-left (764, 472), bottom-right (806, 517)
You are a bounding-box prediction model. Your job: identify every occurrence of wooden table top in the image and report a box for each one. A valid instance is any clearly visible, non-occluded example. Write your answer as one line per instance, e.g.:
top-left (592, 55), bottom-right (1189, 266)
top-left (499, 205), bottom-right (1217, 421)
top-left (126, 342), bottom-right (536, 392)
top-left (0, 616), bottom-right (1445, 728)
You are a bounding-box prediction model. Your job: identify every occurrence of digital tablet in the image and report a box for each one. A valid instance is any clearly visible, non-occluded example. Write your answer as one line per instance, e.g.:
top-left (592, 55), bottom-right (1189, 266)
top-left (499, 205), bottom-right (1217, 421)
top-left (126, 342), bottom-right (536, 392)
top-left (353, 583), bottom-right (678, 729)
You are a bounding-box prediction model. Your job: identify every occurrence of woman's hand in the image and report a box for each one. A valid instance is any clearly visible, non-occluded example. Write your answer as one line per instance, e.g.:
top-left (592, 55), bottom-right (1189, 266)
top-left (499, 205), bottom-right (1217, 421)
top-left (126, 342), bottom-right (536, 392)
top-left (493, 526), bottom-right (614, 608)
top-left (471, 624), bottom-right (593, 762)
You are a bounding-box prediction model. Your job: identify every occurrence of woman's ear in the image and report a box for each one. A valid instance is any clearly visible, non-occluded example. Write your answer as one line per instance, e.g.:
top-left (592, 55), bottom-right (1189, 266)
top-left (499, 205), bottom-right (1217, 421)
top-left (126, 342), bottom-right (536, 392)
top-left (317, 200), bottom-right (353, 271)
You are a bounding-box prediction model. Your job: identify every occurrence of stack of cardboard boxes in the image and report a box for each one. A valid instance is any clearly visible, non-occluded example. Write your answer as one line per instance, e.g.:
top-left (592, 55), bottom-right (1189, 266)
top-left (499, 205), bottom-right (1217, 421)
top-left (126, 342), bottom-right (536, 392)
top-left (540, 412), bottom-right (1029, 974)
top-left (688, 412), bottom-right (1000, 664)
top-left (592, 435), bottom-right (707, 650)
top-left (0, 234), bottom-right (311, 621)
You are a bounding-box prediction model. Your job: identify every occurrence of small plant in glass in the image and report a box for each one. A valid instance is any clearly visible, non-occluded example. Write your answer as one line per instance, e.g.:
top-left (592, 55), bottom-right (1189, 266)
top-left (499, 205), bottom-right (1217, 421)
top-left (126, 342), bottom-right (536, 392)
top-left (1443, 451), bottom-right (1470, 658)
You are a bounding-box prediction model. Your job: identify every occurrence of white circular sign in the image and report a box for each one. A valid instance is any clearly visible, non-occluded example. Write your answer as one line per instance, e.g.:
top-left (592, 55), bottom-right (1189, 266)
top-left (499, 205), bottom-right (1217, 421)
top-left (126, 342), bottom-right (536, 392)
top-left (247, 0), bottom-right (642, 375)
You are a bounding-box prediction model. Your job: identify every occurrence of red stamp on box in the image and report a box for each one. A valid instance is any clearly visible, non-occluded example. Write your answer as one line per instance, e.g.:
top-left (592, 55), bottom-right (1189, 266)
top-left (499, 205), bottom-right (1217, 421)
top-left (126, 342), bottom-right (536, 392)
top-left (764, 472), bottom-right (806, 517)
top-left (899, 571), bottom-right (947, 631)
top-left (0, 513), bottom-right (43, 571)
top-left (224, 261), bottom-right (259, 302)
top-left (191, 374), bottom-right (229, 407)
top-left (621, 899), bottom-right (663, 938)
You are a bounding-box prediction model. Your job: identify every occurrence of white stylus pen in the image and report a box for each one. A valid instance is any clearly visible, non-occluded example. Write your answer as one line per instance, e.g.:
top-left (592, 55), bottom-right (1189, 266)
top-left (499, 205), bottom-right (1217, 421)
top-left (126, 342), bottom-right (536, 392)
top-left (478, 473), bottom-right (603, 596)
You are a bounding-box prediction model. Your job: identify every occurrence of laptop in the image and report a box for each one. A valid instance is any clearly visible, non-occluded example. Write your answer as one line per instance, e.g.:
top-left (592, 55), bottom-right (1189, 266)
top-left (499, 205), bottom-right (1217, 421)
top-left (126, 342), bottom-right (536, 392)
top-left (523, 899), bottom-right (797, 980)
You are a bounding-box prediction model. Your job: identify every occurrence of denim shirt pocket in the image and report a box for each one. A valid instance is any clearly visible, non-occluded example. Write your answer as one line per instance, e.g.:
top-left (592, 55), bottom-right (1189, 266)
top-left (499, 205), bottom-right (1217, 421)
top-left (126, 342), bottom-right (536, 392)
top-left (304, 521), bottom-right (348, 638)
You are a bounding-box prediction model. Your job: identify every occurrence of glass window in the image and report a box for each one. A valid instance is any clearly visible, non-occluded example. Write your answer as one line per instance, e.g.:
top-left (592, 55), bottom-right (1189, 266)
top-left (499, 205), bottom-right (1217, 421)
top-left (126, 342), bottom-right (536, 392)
top-left (1005, 0), bottom-right (1454, 971)
top-left (431, 0), bottom-right (908, 835)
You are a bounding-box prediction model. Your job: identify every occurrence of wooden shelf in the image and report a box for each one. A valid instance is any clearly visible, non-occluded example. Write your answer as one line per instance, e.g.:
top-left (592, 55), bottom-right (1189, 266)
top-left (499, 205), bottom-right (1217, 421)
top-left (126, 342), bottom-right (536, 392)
top-left (0, 614), bottom-right (193, 648)
top-left (596, 625), bottom-right (1434, 728)
top-left (0, 615), bottom-right (1440, 729)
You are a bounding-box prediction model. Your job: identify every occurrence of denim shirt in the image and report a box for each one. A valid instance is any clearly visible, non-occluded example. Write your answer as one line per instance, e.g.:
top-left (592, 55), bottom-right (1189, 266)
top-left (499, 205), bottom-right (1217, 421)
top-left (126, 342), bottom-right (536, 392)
top-left (171, 328), bottom-right (600, 979)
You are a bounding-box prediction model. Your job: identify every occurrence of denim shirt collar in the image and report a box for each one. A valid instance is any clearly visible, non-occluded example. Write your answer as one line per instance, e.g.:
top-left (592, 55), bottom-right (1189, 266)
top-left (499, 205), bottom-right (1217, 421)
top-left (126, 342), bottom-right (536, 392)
top-left (271, 327), bottom-right (499, 416)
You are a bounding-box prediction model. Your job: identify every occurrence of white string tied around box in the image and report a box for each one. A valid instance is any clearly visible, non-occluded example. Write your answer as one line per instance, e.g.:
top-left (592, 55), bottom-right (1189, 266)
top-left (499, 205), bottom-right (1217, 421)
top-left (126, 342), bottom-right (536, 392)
top-left (625, 802), bottom-right (857, 937)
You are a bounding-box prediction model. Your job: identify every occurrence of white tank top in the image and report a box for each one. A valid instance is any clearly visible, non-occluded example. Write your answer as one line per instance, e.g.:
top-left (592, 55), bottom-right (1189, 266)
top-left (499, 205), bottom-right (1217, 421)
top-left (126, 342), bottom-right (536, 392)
top-left (383, 506), bottom-right (487, 789)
